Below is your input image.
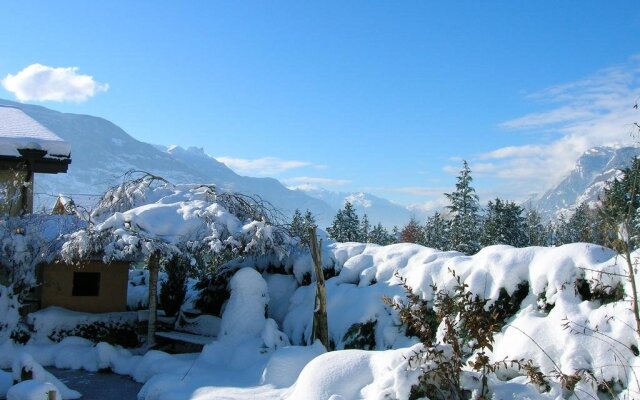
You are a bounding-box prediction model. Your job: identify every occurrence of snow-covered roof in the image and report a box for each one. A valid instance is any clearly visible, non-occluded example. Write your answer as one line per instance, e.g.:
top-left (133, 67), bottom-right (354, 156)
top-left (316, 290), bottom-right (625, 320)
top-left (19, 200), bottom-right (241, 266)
top-left (0, 105), bottom-right (71, 159)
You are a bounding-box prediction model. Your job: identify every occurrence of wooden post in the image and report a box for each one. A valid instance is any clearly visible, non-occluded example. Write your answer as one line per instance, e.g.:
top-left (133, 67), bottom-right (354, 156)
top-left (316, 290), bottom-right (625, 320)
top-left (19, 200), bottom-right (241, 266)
top-left (147, 250), bottom-right (160, 348)
top-left (48, 390), bottom-right (57, 400)
top-left (308, 227), bottom-right (329, 349)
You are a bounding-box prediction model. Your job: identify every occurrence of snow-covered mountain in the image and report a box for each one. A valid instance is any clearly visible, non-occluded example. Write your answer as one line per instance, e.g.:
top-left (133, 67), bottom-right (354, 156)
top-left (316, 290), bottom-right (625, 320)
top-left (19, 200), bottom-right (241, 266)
top-left (0, 99), bottom-right (336, 226)
top-left (293, 187), bottom-right (412, 228)
top-left (533, 145), bottom-right (640, 218)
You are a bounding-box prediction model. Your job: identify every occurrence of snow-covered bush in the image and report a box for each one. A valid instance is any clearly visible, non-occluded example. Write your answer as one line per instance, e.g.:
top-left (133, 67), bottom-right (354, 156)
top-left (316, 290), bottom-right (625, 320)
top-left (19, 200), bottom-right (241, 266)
top-left (159, 255), bottom-right (189, 317)
top-left (0, 214), bottom-right (82, 299)
top-left (61, 172), bottom-right (291, 274)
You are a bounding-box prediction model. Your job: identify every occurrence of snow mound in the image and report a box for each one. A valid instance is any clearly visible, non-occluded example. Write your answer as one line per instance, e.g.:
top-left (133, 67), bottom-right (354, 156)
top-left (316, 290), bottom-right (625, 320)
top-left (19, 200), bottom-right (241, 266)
top-left (7, 380), bottom-right (61, 400)
top-left (220, 268), bottom-right (269, 339)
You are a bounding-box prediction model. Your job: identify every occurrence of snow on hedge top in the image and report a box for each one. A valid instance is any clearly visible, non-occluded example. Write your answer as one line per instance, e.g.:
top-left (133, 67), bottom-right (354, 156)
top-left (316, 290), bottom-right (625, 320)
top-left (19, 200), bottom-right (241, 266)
top-left (0, 106), bottom-right (71, 158)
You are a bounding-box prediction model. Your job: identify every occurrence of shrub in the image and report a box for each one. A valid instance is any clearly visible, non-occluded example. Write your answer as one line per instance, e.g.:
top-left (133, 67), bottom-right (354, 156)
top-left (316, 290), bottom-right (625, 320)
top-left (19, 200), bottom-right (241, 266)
top-left (48, 319), bottom-right (139, 348)
top-left (342, 320), bottom-right (377, 350)
top-left (159, 255), bottom-right (189, 317)
top-left (385, 270), bottom-right (551, 400)
top-left (194, 269), bottom-right (234, 316)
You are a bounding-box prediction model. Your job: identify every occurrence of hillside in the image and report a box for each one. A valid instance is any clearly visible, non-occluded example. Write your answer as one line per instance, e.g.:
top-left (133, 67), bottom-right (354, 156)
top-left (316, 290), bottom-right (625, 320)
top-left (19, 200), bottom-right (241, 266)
top-left (533, 145), bottom-right (640, 218)
top-left (0, 99), bottom-right (336, 226)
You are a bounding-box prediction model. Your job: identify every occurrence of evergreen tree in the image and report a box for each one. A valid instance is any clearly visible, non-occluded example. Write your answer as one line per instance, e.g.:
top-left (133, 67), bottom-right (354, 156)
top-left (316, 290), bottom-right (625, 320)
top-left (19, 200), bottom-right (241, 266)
top-left (289, 209), bottom-right (305, 243)
top-left (391, 226), bottom-right (400, 244)
top-left (327, 201), bottom-right (361, 242)
top-left (481, 198), bottom-right (526, 247)
top-left (553, 203), bottom-right (601, 246)
top-left (599, 157), bottom-right (640, 251)
top-left (360, 214), bottom-right (371, 242)
top-left (290, 209), bottom-right (318, 245)
top-left (400, 216), bottom-right (425, 244)
top-left (552, 213), bottom-right (573, 246)
top-left (303, 210), bottom-right (316, 228)
top-left (569, 202), bottom-right (600, 244)
top-left (369, 223), bottom-right (393, 245)
top-left (445, 160), bottom-right (481, 254)
top-left (423, 212), bottom-right (450, 250)
top-left (302, 210), bottom-right (317, 244)
top-left (523, 208), bottom-right (548, 246)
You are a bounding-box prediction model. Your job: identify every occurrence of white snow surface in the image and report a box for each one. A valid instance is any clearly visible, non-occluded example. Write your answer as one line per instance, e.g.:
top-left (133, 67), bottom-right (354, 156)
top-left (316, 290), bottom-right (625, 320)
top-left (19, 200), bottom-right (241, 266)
top-left (0, 106), bottom-right (71, 158)
top-left (7, 380), bottom-right (61, 400)
top-left (6, 241), bottom-right (640, 399)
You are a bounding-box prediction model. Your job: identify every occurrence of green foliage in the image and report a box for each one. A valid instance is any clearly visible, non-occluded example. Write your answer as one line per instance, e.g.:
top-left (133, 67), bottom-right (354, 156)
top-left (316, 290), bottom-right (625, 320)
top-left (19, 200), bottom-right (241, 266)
top-left (10, 321), bottom-right (31, 344)
top-left (481, 198), bottom-right (526, 247)
top-left (384, 271), bottom-right (503, 399)
top-left (384, 272), bottom-right (555, 400)
top-left (553, 202), bottom-right (602, 246)
top-left (159, 255), bottom-right (189, 317)
top-left (194, 268), bottom-right (234, 316)
top-left (523, 209), bottom-right (549, 246)
top-left (488, 282), bottom-right (529, 326)
top-left (423, 212), bottom-right (450, 250)
top-left (327, 201), bottom-right (361, 242)
top-left (289, 209), bottom-right (317, 246)
top-left (445, 160), bottom-right (481, 254)
top-left (49, 320), bottom-right (140, 348)
top-left (575, 278), bottom-right (625, 305)
top-left (342, 320), bottom-right (377, 350)
top-left (598, 157), bottom-right (640, 252)
top-left (368, 223), bottom-right (394, 245)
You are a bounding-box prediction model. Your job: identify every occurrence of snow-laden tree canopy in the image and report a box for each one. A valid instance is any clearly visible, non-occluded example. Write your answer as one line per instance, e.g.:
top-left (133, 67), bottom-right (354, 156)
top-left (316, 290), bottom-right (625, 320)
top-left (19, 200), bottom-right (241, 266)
top-left (60, 172), bottom-right (292, 268)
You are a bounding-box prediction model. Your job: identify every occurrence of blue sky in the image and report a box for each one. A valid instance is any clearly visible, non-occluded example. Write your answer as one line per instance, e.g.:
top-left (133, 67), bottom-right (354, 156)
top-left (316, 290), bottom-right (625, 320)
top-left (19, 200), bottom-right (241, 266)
top-left (1, 1), bottom-right (639, 211)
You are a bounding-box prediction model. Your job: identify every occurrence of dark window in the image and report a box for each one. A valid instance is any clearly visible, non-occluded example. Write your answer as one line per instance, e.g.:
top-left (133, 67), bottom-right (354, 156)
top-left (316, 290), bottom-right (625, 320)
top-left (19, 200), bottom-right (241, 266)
top-left (72, 272), bottom-right (100, 296)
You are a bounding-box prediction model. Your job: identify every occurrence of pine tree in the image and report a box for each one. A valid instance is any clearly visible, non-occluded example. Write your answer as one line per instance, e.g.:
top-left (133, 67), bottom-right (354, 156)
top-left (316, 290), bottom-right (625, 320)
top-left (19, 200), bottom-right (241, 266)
top-left (369, 223), bottom-right (393, 245)
top-left (445, 160), bottom-right (481, 254)
top-left (290, 209), bottom-right (305, 243)
top-left (481, 198), bottom-right (526, 247)
top-left (599, 158), bottom-right (640, 250)
top-left (423, 212), bottom-right (450, 250)
top-left (552, 213), bottom-right (572, 246)
top-left (327, 201), bottom-right (361, 242)
top-left (523, 208), bottom-right (548, 246)
top-left (302, 210), bottom-right (317, 245)
top-left (400, 216), bottom-right (425, 244)
top-left (569, 202), bottom-right (599, 244)
top-left (360, 214), bottom-right (371, 242)
top-left (391, 226), bottom-right (400, 244)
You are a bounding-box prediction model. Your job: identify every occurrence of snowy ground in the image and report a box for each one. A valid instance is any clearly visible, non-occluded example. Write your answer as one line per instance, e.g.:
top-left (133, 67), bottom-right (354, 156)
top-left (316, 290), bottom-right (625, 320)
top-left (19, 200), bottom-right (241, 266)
top-left (45, 368), bottom-right (142, 400)
top-left (3, 242), bottom-right (640, 399)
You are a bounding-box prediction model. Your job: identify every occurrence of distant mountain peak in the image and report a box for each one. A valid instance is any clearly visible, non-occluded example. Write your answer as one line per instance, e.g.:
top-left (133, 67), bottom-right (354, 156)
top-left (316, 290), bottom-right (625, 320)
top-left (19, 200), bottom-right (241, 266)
top-left (533, 145), bottom-right (640, 218)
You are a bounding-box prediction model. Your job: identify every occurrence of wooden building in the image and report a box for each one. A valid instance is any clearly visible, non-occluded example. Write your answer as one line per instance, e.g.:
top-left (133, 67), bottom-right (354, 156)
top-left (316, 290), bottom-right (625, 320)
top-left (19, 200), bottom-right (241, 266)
top-left (39, 260), bottom-right (130, 313)
top-left (0, 105), bottom-right (71, 216)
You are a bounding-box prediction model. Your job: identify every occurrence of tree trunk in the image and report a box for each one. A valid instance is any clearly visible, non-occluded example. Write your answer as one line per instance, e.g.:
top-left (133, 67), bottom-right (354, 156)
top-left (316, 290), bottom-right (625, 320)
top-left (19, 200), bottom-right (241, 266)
top-left (308, 227), bottom-right (329, 349)
top-left (147, 251), bottom-right (160, 348)
top-left (623, 237), bottom-right (640, 335)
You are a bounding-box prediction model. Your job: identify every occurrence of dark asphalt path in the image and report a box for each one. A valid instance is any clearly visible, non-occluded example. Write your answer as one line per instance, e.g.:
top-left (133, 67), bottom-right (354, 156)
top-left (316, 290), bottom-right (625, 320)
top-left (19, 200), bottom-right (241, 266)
top-left (47, 368), bottom-right (143, 400)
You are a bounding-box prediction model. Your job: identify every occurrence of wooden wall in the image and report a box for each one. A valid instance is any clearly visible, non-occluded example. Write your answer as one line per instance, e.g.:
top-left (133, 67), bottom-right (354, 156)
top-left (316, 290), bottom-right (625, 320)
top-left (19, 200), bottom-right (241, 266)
top-left (41, 261), bottom-right (129, 313)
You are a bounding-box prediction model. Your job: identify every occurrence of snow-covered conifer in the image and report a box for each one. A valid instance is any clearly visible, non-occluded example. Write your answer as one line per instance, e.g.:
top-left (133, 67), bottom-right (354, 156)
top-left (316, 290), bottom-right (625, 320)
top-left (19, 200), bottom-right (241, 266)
top-left (445, 160), bottom-right (481, 254)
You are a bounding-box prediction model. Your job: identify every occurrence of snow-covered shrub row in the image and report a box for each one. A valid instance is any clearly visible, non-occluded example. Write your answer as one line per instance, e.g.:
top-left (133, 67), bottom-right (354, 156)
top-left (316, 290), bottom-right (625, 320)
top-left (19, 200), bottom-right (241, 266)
top-left (26, 307), bottom-right (139, 347)
top-left (0, 241), bottom-right (637, 399)
top-left (276, 242), bottom-right (640, 398)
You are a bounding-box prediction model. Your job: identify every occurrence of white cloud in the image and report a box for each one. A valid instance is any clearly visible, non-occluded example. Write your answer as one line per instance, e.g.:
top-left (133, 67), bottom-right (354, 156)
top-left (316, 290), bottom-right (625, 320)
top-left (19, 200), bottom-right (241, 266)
top-left (478, 56), bottom-right (640, 199)
top-left (2, 64), bottom-right (108, 102)
top-left (283, 176), bottom-right (351, 187)
top-left (215, 156), bottom-right (314, 176)
top-left (407, 197), bottom-right (450, 215)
